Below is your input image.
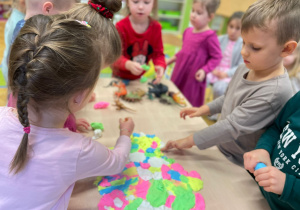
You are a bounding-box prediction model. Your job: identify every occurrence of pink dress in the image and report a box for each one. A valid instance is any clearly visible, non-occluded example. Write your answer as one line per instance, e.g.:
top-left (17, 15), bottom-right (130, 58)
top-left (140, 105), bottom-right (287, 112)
top-left (207, 40), bottom-right (236, 84)
top-left (171, 28), bottom-right (222, 107)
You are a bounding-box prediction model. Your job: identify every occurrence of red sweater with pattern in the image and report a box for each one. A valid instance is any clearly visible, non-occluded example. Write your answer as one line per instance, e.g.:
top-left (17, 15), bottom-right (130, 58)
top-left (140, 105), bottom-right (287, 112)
top-left (112, 16), bottom-right (166, 80)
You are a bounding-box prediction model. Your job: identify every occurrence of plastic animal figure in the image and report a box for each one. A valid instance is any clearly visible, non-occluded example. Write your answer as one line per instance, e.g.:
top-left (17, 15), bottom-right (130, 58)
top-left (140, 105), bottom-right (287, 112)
top-left (159, 94), bottom-right (176, 105)
top-left (113, 99), bottom-right (136, 112)
top-left (113, 81), bottom-right (127, 97)
top-left (168, 91), bottom-right (186, 107)
top-left (122, 88), bottom-right (146, 102)
top-left (148, 82), bottom-right (168, 98)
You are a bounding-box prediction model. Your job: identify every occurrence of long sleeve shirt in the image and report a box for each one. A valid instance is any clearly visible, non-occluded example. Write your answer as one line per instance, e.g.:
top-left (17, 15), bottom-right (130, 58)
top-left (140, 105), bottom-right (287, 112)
top-left (111, 16), bottom-right (166, 80)
top-left (255, 92), bottom-right (300, 210)
top-left (0, 107), bottom-right (131, 209)
top-left (193, 64), bottom-right (293, 166)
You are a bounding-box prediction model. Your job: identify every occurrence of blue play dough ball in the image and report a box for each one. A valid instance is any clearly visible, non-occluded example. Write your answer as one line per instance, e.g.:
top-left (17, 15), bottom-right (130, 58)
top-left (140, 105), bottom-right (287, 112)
top-left (255, 162), bottom-right (267, 170)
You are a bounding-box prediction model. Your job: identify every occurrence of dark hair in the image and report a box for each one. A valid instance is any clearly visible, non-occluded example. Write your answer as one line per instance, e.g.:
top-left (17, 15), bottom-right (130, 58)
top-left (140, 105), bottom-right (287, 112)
top-left (242, 0), bottom-right (300, 44)
top-left (228, 11), bottom-right (244, 25)
top-left (8, 14), bottom-right (103, 174)
top-left (193, 0), bottom-right (220, 16)
top-left (65, 0), bottom-right (122, 64)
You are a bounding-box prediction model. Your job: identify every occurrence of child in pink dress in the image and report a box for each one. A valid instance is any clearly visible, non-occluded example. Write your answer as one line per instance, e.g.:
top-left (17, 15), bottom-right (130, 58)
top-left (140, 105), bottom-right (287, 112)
top-left (168, 0), bottom-right (222, 107)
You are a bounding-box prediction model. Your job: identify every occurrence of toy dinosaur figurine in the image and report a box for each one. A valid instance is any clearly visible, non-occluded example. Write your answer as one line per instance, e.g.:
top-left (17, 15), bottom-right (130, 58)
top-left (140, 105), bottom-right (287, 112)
top-left (148, 82), bottom-right (168, 98)
top-left (113, 81), bottom-right (127, 97)
top-left (113, 99), bottom-right (136, 112)
top-left (168, 91), bottom-right (187, 107)
top-left (122, 88), bottom-right (146, 102)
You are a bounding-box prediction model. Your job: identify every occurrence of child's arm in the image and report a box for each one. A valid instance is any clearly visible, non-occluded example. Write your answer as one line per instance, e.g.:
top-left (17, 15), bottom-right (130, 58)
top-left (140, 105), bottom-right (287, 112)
top-left (200, 33), bottom-right (222, 74)
top-left (166, 56), bottom-right (176, 66)
top-left (75, 118), bottom-right (134, 180)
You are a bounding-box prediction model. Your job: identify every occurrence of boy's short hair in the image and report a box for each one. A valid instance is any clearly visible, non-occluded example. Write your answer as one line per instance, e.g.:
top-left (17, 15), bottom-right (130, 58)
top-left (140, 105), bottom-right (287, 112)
top-left (193, 0), bottom-right (220, 16)
top-left (242, 0), bottom-right (300, 44)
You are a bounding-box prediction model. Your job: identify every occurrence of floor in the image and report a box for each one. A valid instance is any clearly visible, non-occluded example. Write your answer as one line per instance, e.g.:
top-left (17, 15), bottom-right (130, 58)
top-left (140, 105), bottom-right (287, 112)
top-left (0, 20), bottom-right (215, 125)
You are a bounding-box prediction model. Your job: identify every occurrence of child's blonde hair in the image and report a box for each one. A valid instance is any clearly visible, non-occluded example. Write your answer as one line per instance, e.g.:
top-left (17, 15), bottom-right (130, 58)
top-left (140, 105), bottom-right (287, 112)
top-left (123, 0), bottom-right (158, 19)
top-left (25, 0), bottom-right (78, 11)
top-left (193, 0), bottom-right (220, 16)
top-left (65, 0), bottom-right (122, 64)
top-left (8, 15), bottom-right (107, 174)
top-left (242, 0), bottom-right (300, 45)
top-left (288, 45), bottom-right (300, 78)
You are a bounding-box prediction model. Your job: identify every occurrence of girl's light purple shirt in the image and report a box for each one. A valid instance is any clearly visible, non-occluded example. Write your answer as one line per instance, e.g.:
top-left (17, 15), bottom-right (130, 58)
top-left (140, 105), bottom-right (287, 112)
top-left (0, 107), bottom-right (131, 209)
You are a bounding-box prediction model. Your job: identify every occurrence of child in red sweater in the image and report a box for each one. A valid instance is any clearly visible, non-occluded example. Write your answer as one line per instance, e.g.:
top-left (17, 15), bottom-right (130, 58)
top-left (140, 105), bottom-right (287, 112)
top-left (111, 0), bottom-right (166, 84)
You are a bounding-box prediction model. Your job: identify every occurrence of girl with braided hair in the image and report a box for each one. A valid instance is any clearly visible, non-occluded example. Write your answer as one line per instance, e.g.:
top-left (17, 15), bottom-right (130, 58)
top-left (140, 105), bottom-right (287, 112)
top-left (0, 14), bottom-right (134, 209)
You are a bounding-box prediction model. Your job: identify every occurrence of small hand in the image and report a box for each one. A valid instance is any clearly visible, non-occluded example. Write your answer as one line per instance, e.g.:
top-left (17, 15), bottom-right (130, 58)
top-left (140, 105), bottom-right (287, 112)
top-left (125, 61), bottom-right (143, 76)
top-left (244, 149), bottom-right (271, 173)
top-left (153, 66), bottom-right (164, 84)
top-left (195, 69), bottom-right (206, 82)
top-left (119, 117), bottom-right (135, 137)
top-left (76, 118), bottom-right (90, 133)
top-left (216, 72), bottom-right (228, 79)
top-left (161, 135), bottom-right (195, 152)
top-left (180, 107), bottom-right (202, 119)
top-left (254, 166), bottom-right (286, 195)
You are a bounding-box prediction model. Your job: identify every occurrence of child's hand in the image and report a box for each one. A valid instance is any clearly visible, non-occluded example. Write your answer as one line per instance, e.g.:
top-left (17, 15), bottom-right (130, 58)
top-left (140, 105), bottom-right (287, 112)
top-left (161, 135), bottom-right (195, 152)
top-left (244, 149), bottom-right (272, 173)
top-left (125, 61), bottom-right (143, 76)
top-left (166, 56), bottom-right (176, 66)
top-left (119, 117), bottom-right (134, 137)
top-left (153, 66), bottom-right (164, 84)
top-left (216, 72), bottom-right (228, 79)
top-left (254, 166), bottom-right (286, 195)
top-left (76, 118), bottom-right (91, 133)
top-left (180, 107), bottom-right (202, 119)
top-left (195, 69), bottom-right (206, 82)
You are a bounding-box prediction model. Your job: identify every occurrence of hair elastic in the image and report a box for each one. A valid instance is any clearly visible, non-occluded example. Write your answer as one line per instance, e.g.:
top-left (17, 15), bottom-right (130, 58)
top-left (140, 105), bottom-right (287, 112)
top-left (75, 20), bottom-right (91, 28)
top-left (88, 1), bottom-right (114, 19)
top-left (23, 127), bottom-right (31, 134)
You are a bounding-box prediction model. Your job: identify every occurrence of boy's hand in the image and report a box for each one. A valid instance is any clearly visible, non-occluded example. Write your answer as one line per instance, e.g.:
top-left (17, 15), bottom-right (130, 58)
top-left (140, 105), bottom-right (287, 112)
top-left (125, 61), bottom-right (143, 76)
top-left (76, 118), bottom-right (91, 133)
top-left (180, 107), bottom-right (202, 119)
top-left (244, 149), bottom-right (271, 173)
top-left (119, 117), bottom-right (134, 137)
top-left (254, 166), bottom-right (286, 195)
top-left (161, 135), bottom-right (195, 152)
top-left (195, 69), bottom-right (206, 82)
top-left (153, 66), bottom-right (164, 84)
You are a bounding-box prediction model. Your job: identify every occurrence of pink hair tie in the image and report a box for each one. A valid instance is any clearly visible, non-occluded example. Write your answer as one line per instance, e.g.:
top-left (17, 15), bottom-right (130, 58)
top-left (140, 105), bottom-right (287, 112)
top-left (88, 1), bottom-right (114, 19)
top-left (23, 127), bottom-right (31, 134)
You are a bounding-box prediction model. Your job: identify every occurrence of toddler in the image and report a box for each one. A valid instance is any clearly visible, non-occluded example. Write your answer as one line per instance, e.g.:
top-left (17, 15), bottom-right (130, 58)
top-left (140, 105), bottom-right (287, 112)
top-left (283, 44), bottom-right (300, 93)
top-left (168, 0), bottom-right (222, 107)
top-left (0, 14), bottom-right (134, 209)
top-left (162, 0), bottom-right (300, 167)
top-left (207, 11), bottom-right (244, 100)
top-left (111, 0), bottom-right (166, 84)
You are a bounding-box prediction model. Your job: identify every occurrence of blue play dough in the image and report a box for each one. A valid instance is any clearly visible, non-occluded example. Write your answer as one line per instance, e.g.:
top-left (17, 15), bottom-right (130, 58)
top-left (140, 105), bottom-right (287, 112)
top-left (132, 133), bottom-right (140, 137)
top-left (99, 178), bottom-right (138, 195)
top-left (132, 143), bottom-right (139, 149)
top-left (134, 162), bottom-right (140, 167)
top-left (143, 157), bottom-right (150, 163)
top-left (255, 162), bottom-right (267, 170)
top-left (146, 148), bottom-right (155, 153)
top-left (168, 170), bottom-right (181, 181)
top-left (146, 134), bottom-right (156, 138)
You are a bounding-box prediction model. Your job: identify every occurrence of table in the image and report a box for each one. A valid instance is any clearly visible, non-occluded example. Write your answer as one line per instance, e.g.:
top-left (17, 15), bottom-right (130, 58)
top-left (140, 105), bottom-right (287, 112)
top-left (68, 78), bottom-right (270, 210)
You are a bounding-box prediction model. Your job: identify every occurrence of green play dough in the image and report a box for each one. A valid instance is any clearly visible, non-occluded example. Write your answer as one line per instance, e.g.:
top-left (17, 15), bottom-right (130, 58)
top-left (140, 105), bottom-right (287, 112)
top-left (172, 187), bottom-right (195, 210)
top-left (91, 122), bottom-right (104, 131)
top-left (146, 180), bottom-right (169, 207)
top-left (140, 76), bottom-right (148, 83)
top-left (124, 198), bottom-right (143, 210)
top-left (110, 177), bottom-right (126, 186)
top-left (141, 64), bottom-right (150, 71)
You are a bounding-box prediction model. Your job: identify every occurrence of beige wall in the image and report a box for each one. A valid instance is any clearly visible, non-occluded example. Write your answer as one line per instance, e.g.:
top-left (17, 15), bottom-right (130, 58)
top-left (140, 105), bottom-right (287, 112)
top-left (217, 0), bottom-right (257, 17)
